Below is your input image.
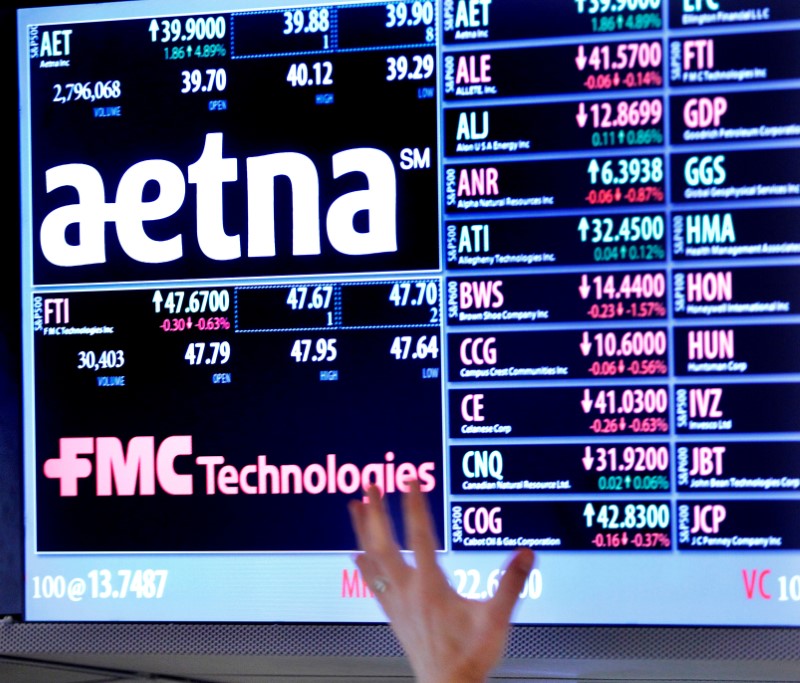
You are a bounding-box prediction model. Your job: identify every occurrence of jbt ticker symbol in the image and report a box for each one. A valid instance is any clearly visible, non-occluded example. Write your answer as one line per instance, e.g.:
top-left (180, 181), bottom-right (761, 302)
top-left (43, 436), bottom-right (193, 497)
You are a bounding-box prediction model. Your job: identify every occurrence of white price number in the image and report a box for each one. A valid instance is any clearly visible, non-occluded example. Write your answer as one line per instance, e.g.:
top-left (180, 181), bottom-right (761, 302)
top-left (583, 502), bottom-right (670, 529)
top-left (149, 16), bottom-right (226, 42)
top-left (386, 54), bottom-right (435, 81)
top-left (453, 568), bottom-right (542, 600)
top-left (291, 338), bottom-right (337, 363)
top-left (286, 61), bottom-right (333, 87)
top-left (286, 285), bottom-right (333, 310)
top-left (575, 0), bottom-right (662, 14)
top-left (385, 1), bottom-right (434, 27)
top-left (181, 68), bottom-right (227, 93)
top-left (153, 289), bottom-right (230, 314)
top-left (389, 281), bottom-right (438, 306)
top-left (390, 335), bottom-right (439, 360)
top-left (185, 341), bottom-right (231, 365)
top-left (779, 575), bottom-right (800, 601)
top-left (88, 569), bottom-right (168, 599)
top-left (283, 8), bottom-right (330, 34)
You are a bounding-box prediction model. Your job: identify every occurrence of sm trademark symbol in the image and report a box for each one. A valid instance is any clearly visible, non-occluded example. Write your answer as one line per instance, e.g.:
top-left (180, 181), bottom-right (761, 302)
top-left (400, 147), bottom-right (431, 170)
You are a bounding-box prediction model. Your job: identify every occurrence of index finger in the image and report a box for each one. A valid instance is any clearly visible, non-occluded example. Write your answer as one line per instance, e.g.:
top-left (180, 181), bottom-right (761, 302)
top-left (402, 480), bottom-right (439, 573)
top-left (355, 485), bottom-right (410, 579)
top-left (487, 548), bottom-right (534, 626)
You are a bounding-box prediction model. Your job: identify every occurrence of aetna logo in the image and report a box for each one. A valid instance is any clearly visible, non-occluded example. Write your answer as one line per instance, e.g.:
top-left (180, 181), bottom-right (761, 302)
top-left (40, 133), bottom-right (398, 267)
top-left (43, 436), bottom-right (436, 498)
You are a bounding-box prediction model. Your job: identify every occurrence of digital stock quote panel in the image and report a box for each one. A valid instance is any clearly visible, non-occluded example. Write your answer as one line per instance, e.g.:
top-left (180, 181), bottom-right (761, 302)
top-left (18, 0), bottom-right (800, 623)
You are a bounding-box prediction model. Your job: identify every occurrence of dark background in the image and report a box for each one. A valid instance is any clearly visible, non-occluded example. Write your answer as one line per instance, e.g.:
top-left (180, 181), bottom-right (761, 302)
top-left (0, 1), bottom-right (31, 619)
top-left (29, 14), bottom-right (438, 284)
top-left (19, 1), bottom-right (444, 555)
top-left (33, 288), bottom-right (445, 552)
top-left (2, 0), bottom-right (161, 621)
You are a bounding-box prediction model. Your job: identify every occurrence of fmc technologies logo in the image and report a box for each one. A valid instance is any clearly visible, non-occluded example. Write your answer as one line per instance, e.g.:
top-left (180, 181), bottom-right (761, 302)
top-left (42, 435), bottom-right (436, 497)
top-left (39, 133), bottom-right (400, 267)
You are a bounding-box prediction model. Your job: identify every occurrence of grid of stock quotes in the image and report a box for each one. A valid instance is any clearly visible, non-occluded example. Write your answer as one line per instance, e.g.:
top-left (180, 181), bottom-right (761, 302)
top-left (18, 0), bottom-right (800, 624)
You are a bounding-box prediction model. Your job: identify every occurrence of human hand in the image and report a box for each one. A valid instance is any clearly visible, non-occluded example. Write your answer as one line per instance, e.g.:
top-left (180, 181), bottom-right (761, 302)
top-left (348, 482), bottom-right (534, 683)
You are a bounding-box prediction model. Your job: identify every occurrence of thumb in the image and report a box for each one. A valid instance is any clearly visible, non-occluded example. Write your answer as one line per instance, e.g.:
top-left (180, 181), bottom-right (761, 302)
top-left (487, 549), bottom-right (534, 624)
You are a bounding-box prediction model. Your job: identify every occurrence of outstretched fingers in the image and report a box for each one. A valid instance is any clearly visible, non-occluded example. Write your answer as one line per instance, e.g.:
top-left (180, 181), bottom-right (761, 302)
top-left (402, 480), bottom-right (440, 575)
top-left (349, 486), bottom-right (409, 583)
top-left (486, 548), bottom-right (534, 626)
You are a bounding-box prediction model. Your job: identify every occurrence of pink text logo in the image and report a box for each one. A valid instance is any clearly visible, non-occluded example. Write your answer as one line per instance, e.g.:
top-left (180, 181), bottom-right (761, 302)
top-left (43, 435), bottom-right (436, 498)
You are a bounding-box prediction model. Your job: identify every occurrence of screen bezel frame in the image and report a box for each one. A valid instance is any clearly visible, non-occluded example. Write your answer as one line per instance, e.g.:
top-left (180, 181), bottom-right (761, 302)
top-left (0, 621), bottom-right (799, 680)
top-left (10, 0), bottom-right (800, 660)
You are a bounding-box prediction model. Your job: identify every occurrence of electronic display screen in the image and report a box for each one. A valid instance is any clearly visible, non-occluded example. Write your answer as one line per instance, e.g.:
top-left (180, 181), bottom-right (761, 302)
top-left (17, 0), bottom-right (800, 625)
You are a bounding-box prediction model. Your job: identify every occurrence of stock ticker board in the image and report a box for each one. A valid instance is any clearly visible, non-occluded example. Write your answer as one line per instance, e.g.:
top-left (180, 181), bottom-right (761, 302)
top-left (17, 0), bottom-right (800, 623)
